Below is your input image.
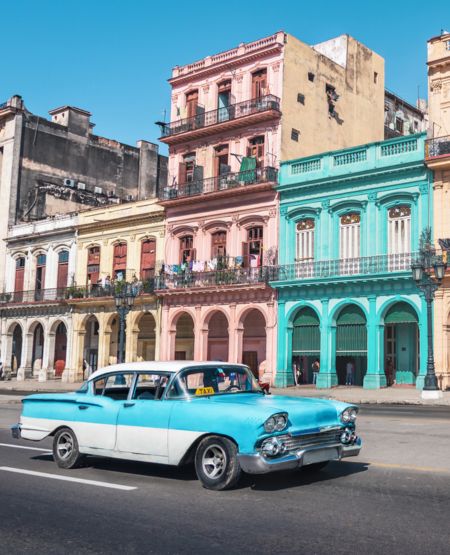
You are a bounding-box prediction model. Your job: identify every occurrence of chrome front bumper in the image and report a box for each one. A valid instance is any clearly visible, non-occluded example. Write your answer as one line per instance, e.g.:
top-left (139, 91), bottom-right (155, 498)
top-left (11, 424), bottom-right (21, 439)
top-left (238, 438), bottom-right (362, 474)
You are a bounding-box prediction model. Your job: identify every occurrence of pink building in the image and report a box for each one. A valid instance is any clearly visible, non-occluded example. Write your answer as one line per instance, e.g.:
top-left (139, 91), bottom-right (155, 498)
top-left (156, 31), bottom-right (386, 383)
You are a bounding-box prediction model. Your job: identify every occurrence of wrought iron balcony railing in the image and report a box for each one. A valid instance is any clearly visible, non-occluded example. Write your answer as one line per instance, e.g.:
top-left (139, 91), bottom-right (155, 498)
top-left (270, 252), bottom-right (416, 283)
top-left (159, 95), bottom-right (280, 139)
top-left (0, 280), bottom-right (156, 305)
top-left (425, 135), bottom-right (450, 158)
top-left (155, 266), bottom-right (270, 291)
top-left (160, 166), bottom-right (277, 201)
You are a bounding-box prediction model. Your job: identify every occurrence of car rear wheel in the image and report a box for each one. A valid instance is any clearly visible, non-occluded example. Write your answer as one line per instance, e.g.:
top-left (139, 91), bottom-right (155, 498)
top-left (53, 427), bottom-right (84, 469)
top-left (195, 436), bottom-right (241, 491)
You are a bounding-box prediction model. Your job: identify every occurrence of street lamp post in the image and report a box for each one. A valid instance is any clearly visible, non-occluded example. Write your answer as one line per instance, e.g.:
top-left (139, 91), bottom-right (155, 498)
top-left (114, 282), bottom-right (138, 364)
top-left (411, 229), bottom-right (446, 399)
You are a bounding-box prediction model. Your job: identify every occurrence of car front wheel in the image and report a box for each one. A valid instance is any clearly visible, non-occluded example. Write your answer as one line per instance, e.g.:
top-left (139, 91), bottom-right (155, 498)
top-left (195, 436), bottom-right (241, 491)
top-left (53, 427), bottom-right (84, 469)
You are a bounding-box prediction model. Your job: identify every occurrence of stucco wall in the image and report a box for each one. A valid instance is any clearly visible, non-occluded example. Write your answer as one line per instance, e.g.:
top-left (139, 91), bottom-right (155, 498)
top-left (280, 34), bottom-right (385, 160)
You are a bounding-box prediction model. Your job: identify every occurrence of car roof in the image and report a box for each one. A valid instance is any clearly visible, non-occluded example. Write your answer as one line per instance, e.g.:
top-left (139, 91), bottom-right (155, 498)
top-left (88, 361), bottom-right (247, 382)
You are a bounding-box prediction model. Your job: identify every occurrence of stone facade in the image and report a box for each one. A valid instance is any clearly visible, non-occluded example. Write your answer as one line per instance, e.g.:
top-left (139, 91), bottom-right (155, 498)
top-left (0, 96), bottom-right (167, 292)
top-left (67, 199), bottom-right (165, 382)
top-left (426, 31), bottom-right (450, 390)
top-left (0, 214), bottom-right (77, 381)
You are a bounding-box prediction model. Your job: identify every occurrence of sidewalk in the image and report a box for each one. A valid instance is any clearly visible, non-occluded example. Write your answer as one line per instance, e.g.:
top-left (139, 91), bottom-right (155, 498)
top-left (0, 379), bottom-right (449, 406)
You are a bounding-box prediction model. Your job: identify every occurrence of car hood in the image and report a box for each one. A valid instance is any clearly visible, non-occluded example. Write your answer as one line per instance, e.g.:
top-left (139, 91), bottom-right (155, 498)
top-left (204, 393), bottom-right (351, 431)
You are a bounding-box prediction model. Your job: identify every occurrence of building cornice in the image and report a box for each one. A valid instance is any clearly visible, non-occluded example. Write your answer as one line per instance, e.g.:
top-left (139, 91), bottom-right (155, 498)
top-left (78, 211), bottom-right (165, 235)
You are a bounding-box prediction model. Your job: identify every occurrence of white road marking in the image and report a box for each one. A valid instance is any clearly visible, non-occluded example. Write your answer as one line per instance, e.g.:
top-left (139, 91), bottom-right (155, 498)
top-left (0, 467), bottom-right (137, 491)
top-left (0, 442), bottom-right (52, 453)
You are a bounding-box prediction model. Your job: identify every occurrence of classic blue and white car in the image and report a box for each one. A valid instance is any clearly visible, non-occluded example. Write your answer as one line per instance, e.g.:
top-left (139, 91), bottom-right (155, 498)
top-left (12, 362), bottom-right (361, 490)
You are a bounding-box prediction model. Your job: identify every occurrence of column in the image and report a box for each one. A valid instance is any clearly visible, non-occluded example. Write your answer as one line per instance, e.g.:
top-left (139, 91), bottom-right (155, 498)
top-left (416, 294), bottom-right (428, 390)
top-left (62, 317), bottom-right (74, 382)
top-left (274, 300), bottom-right (295, 387)
top-left (228, 303), bottom-right (238, 363)
top-left (17, 330), bottom-right (33, 381)
top-left (317, 300), bottom-right (337, 388)
top-left (39, 321), bottom-right (54, 382)
top-left (125, 312), bottom-right (138, 363)
top-left (97, 316), bottom-right (111, 369)
top-left (363, 296), bottom-right (386, 389)
top-left (194, 306), bottom-right (205, 360)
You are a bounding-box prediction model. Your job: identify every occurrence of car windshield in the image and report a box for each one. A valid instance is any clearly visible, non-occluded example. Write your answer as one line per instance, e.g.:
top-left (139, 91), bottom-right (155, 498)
top-left (168, 366), bottom-right (262, 398)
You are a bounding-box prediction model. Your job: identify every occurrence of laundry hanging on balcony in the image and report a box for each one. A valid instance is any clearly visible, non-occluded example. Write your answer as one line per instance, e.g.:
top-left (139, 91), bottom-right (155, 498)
top-left (239, 157), bottom-right (257, 184)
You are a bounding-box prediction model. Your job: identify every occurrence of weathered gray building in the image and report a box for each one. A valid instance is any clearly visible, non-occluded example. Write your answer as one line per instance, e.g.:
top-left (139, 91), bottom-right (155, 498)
top-left (0, 95), bottom-right (167, 290)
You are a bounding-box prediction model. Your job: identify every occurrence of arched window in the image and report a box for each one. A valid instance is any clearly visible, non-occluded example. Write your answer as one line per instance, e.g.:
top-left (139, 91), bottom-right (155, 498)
top-left (296, 219), bottom-right (315, 261)
top-left (113, 242), bottom-right (127, 280)
top-left (388, 205), bottom-right (411, 255)
top-left (179, 235), bottom-right (195, 264)
top-left (252, 69), bottom-right (267, 99)
top-left (296, 219), bottom-right (315, 278)
top-left (140, 239), bottom-right (156, 280)
top-left (339, 213), bottom-right (360, 260)
top-left (57, 250), bottom-right (69, 289)
top-left (14, 257), bottom-right (25, 293)
top-left (243, 226), bottom-right (263, 267)
top-left (211, 231), bottom-right (227, 259)
top-left (388, 205), bottom-right (411, 270)
top-left (35, 254), bottom-right (46, 293)
top-left (87, 246), bottom-right (100, 284)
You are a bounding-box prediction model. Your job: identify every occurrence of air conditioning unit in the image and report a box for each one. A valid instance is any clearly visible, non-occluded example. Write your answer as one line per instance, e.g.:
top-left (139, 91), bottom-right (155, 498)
top-left (63, 178), bottom-right (76, 188)
top-left (125, 194), bottom-right (134, 202)
top-left (77, 182), bottom-right (86, 190)
top-left (94, 186), bottom-right (103, 195)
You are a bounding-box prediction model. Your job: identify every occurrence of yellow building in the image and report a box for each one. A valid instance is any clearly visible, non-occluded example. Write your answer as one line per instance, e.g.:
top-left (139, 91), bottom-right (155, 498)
top-left (426, 31), bottom-right (450, 390)
top-left (67, 199), bottom-right (165, 382)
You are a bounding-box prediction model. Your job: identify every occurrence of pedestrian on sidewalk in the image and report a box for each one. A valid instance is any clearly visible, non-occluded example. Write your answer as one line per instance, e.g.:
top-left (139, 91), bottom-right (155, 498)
top-left (83, 359), bottom-right (92, 380)
top-left (312, 359), bottom-right (320, 385)
top-left (0, 359), bottom-right (4, 381)
top-left (345, 360), bottom-right (355, 386)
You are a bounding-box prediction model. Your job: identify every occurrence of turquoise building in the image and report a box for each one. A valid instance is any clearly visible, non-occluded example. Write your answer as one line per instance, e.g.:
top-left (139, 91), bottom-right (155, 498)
top-left (272, 133), bottom-right (431, 389)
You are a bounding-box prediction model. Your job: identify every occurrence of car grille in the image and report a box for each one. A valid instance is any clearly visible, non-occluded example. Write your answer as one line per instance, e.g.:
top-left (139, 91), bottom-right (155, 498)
top-left (281, 429), bottom-right (341, 452)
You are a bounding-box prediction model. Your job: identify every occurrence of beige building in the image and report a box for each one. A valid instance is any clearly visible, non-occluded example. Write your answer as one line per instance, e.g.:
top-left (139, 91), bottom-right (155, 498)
top-left (426, 32), bottom-right (450, 389)
top-left (67, 199), bottom-right (165, 382)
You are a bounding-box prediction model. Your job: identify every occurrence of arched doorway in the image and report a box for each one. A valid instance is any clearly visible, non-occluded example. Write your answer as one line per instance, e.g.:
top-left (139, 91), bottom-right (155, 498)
top-left (137, 313), bottom-right (156, 361)
top-left (336, 305), bottom-right (367, 386)
top-left (174, 313), bottom-right (194, 360)
top-left (11, 324), bottom-right (23, 375)
top-left (384, 302), bottom-right (419, 385)
top-left (207, 311), bottom-right (229, 362)
top-left (292, 307), bottom-right (320, 384)
top-left (84, 316), bottom-right (99, 374)
top-left (54, 322), bottom-right (67, 377)
top-left (242, 309), bottom-right (266, 379)
top-left (31, 323), bottom-right (45, 375)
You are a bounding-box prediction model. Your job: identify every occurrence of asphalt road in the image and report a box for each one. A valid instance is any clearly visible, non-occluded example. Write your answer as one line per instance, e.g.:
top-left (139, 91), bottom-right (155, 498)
top-left (1, 403), bottom-right (449, 555)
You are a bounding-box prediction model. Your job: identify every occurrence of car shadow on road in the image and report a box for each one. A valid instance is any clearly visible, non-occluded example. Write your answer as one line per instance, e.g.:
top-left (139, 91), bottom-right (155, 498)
top-left (32, 454), bottom-right (369, 490)
top-left (32, 453), bottom-right (198, 482)
top-left (244, 460), bottom-right (370, 491)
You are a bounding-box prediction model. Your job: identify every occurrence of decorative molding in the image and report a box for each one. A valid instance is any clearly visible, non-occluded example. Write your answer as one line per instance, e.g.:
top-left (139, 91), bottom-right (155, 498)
top-left (368, 192), bottom-right (377, 202)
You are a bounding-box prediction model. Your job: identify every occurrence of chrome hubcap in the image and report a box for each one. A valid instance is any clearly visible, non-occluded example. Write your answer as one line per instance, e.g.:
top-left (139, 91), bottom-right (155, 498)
top-left (57, 432), bottom-right (73, 460)
top-left (202, 444), bottom-right (227, 479)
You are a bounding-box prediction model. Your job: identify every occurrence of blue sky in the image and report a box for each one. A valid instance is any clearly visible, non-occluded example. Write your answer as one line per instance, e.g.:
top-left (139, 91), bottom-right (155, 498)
top-left (2, 0), bottom-right (448, 150)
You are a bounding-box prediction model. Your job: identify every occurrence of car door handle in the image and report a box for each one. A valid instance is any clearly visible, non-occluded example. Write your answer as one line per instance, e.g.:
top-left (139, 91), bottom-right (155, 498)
top-left (78, 405), bottom-right (89, 410)
top-left (123, 402), bottom-right (135, 408)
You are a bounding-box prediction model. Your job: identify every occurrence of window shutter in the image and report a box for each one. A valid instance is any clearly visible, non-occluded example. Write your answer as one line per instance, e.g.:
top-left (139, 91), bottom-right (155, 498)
top-left (57, 260), bottom-right (68, 289)
top-left (242, 242), bottom-right (250, 267)
top-left (14, 265), bottom-right (25, 293)
top-left (178, 162), bottom-right (187, 184)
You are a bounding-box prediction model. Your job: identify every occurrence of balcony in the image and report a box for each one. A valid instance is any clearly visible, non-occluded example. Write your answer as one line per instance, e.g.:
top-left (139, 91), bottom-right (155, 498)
top-left (0, 281), bottom-right (156, 306)
top-left (158, 95), bottom-right (281, 145)
top-left (160, 166), bottom-right (277, 205)
top-left (154, 266), bottom-right (270, 293)
top-left (270, 253), bottom-right (416, 286)
top-left (425, 135), bottom-right (450, 163)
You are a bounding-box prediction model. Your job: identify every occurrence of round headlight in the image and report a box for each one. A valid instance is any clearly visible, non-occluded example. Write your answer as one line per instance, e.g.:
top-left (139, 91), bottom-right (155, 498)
top-left (264, 416), bottom-right (276, 433)
top-left (275, 414), bottom-right (287, 431)
top-left (340, 407), bottom-right (357, 423)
